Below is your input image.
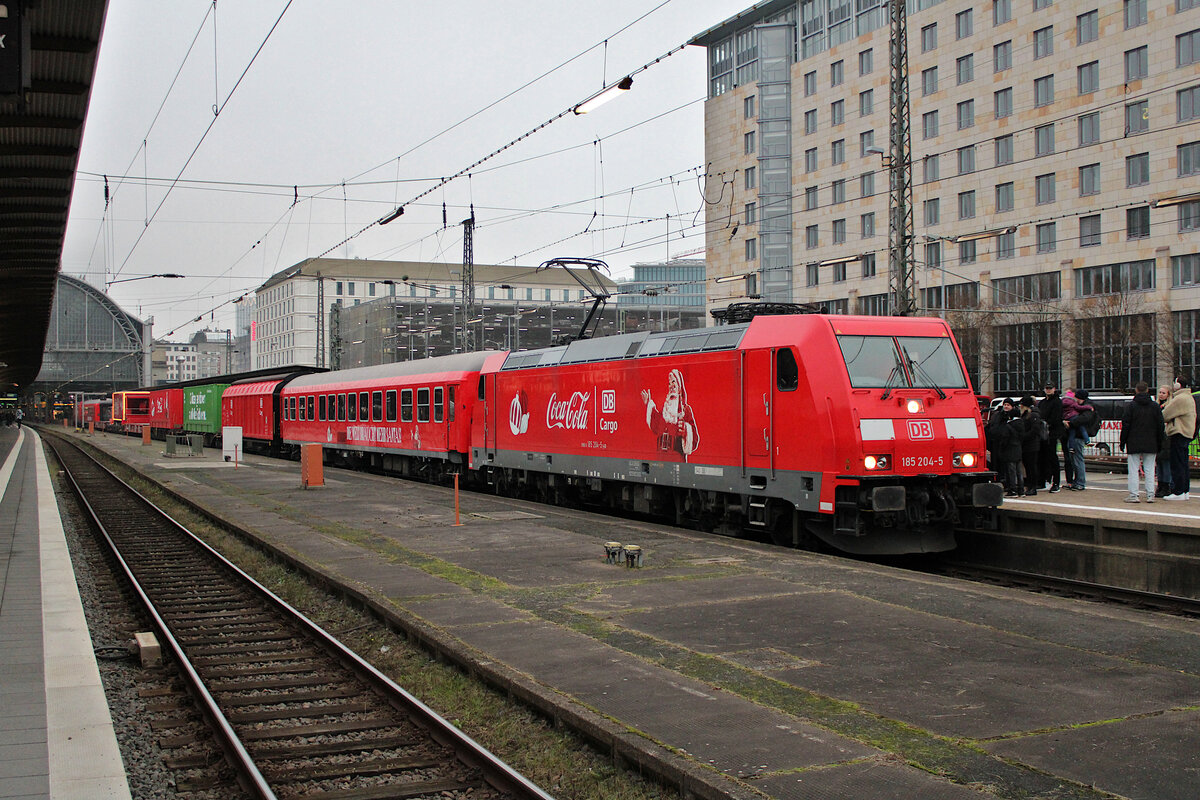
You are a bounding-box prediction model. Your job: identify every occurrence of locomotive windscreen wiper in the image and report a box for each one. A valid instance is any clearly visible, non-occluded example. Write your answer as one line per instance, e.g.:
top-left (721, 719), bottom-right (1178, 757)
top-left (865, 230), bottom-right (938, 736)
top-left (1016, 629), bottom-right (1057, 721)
top-left (880, 362), bottom-right (905, 400)
top-left (901, 343), bottom-right (948, 399)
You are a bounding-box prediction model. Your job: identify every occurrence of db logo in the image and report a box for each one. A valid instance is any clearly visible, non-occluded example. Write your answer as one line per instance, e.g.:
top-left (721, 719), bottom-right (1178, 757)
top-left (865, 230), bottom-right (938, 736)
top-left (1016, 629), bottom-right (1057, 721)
top-left (907, 419), bottom-right (934, 440)
top-left (509, 390), bottom-right (529, 435)
top-left (601, 389), bottom-right (616, 414)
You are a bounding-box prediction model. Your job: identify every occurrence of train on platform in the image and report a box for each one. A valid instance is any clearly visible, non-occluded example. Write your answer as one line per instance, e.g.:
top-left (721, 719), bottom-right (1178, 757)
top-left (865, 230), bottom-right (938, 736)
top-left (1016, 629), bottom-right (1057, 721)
top-left (105, 313), bottom-right (1001, 554)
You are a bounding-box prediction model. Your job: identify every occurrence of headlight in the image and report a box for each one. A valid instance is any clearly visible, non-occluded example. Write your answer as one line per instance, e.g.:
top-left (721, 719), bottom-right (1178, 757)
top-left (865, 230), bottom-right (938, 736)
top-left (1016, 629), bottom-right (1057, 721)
top-left (864, 455), bottom-right (890, 470)
top-left (906, 398), bottom-right (924, 414)
top-left (953, 452), bottom-right (977, 467)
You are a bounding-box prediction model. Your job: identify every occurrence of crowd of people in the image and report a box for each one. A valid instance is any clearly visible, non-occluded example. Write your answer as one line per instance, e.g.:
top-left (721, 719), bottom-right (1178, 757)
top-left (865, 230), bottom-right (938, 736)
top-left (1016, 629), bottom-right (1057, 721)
top-left (985, 378), bottom-right (1198, 502)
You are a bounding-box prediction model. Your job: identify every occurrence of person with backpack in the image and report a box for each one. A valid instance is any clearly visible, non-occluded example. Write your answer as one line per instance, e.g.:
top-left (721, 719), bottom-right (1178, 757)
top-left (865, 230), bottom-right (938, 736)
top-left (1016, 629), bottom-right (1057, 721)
top-left (1018, 396), bottom-right (1043, 496)
top-left (1120, 382), bottom-right (1165, 503)
top-left (1065, 390), bottom-right (1098, 491)
top-left (1156, 385), bottom-right (1174, 498)
top-left (1162, 376), bottom-right (1197, 501)
top-left (986, 398), bottom-right (1024, 496)
top-left (1037, 383), bottom-right (1063, 493)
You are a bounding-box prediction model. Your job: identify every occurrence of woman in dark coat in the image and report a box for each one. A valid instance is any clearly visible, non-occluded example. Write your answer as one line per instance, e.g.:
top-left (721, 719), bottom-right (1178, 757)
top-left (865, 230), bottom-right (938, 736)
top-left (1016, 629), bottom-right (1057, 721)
top-left (1018, 396), bottom-right (1043, 496)
top-left (987, 399), bottom-right (1024, 496)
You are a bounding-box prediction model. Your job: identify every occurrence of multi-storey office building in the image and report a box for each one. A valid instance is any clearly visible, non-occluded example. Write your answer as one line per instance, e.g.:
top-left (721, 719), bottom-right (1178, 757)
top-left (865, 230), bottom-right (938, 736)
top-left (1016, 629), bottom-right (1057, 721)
top-left (693, 0), bottom-right (1200, 394)
top-left (616, 259), bottom-right (709, 307)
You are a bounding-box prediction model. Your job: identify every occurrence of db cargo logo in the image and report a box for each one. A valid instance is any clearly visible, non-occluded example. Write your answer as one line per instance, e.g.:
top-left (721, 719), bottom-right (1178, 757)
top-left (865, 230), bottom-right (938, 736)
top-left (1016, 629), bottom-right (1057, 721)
top-left (508, 390), bottom-right (529, 435)
top-left (547, 391), bottom-right (590, 431)
top-left (601, 389), bottom-right (616, 414)
top-left (907, 419), bottom-right (934, 440)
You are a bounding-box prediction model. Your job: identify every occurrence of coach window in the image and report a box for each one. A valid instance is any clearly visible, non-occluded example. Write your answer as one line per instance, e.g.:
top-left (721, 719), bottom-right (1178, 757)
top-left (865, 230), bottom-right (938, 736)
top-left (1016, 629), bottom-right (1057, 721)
top-left (307, 396), bottom-right (315, 420)
top-left (327, 394), bottom-right (336, 419)
top-left (434, 387), bottom-right (444, 422)
top-left (478, 376), bottom-right (485, 400)
top-left (385, 390), bottom-right (397, 422)
top-left (372, 391), bottom-right (383, 422)
top-left (401, 389), bottom-right (413, 422)
top-left (447, 386), bottom-right (455, 421)
top-left (298, 398), bottom-right (305, 421)
top-left (347, 393), bottom-right (357, 421)
top-left (418, 387), bottom-right (431, 422)
top-left (777, 348), bottom-right (800, 391)
top-left (319, 395), bottom-right (327, 421)
top-left (359, 392), bottom-right (369, 421)
top-left (337, 393), bottom-right (346, 421)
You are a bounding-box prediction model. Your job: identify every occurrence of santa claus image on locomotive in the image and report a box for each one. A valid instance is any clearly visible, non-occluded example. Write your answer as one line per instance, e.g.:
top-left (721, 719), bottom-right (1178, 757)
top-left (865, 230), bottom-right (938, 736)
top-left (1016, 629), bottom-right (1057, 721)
top-left (641, 369), bottom-right (699, 461)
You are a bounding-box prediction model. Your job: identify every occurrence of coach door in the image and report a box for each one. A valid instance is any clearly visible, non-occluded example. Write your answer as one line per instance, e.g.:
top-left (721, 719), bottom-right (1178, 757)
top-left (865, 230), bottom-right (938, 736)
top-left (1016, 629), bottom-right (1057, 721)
top-left (483, 373), bottom-right (498, 462)
top-left (742, 348), bottom-right (773, 474)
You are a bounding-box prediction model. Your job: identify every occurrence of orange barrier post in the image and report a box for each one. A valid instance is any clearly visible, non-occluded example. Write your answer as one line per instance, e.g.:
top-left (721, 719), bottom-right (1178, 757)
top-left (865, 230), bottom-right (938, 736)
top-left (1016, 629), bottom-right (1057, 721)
top-left (300, 443), bottom-right (324, 488)
top-left (87, 422), bottom-right (94, 435)
top-left (453, 474), bottom-right (462, 526)
top-left (142, 427), bottom-right (151, 446)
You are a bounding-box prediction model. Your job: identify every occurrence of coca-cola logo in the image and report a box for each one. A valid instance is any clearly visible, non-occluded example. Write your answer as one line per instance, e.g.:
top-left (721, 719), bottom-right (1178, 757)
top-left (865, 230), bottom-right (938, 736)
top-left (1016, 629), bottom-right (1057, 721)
top-left (547, 391), bottom-right (590, 431)
top-left (509, 390), bottom-right (529, 435)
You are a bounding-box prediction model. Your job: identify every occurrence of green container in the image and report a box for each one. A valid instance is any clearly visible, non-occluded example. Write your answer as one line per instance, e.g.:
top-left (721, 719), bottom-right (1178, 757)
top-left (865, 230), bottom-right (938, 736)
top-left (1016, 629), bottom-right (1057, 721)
top-left (182, 384), bottom-right (229, 435)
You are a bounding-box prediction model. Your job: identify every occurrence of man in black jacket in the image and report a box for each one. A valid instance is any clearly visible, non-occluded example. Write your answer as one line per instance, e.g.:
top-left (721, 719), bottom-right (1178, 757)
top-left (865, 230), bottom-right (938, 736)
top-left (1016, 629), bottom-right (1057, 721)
top-left (1037, 382), bottom-right (1063, 493)
top-left (1120, 381), bottom-right (1166, 503)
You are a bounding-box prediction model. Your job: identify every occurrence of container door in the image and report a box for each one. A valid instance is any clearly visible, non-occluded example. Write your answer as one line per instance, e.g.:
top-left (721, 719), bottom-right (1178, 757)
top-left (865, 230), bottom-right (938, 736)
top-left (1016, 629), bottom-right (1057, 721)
top-left (742, 349), bottom-right (772, 469)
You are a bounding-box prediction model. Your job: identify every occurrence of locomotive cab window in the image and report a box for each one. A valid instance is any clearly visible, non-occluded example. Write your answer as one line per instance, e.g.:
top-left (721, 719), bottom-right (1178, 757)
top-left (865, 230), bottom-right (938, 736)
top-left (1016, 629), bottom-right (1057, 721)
top-left (319, 395), bottom-right (327, 421)
top-left (372, 391), bottom-right (383, 422)
top-left (385, 390), bottom-right (397, 422)
top-left (838, 334), bottom-right (967, 389)
top-left (401, 389), bottom-right (413, 422)
top-left (434, 387), bottom-right (444, 423)
top-left (777, 348), bottom-right (799, 391)
top-left (417, 388), bottom-right (430, 422)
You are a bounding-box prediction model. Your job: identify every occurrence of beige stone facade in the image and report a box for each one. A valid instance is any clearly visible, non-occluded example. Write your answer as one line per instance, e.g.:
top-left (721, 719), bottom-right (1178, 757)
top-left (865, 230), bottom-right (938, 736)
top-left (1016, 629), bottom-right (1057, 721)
top-left (694, 0), bottom-right (1200, 394)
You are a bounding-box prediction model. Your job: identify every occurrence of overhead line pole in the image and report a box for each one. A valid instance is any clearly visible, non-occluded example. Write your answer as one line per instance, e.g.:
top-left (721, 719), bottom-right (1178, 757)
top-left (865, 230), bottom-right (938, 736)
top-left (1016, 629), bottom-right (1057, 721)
top-left (888, 0), bottom-right (917, 317)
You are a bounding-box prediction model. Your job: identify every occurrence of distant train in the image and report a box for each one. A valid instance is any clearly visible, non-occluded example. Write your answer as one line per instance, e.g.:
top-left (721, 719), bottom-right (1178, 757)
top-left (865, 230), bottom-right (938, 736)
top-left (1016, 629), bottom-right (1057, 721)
top-left (110, 314), bottom-right (1001, 554)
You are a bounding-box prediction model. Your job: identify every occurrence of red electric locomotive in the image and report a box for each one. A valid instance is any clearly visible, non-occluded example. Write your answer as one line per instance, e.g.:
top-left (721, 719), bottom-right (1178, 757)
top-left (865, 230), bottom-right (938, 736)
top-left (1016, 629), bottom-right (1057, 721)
top-left (277, 354), bottom-right (491, 475)
top-left (475, 314), bottom-right (1000, 554)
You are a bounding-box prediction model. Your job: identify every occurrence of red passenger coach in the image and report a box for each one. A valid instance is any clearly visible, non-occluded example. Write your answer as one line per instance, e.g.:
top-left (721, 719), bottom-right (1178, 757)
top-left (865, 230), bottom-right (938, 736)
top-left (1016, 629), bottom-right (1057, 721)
top-left (475, 314), bottom-right (1000, 554)
top-left (279, 353), bottom-right (491, 474)
top-left (222, 376), bottom-right (295, 451)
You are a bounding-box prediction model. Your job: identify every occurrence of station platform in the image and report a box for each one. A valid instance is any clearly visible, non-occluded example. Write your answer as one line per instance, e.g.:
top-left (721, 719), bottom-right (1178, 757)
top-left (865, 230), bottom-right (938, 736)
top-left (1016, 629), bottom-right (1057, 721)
top-left (56, 429), bottom-right (1200, 800)
top-left (0, 426), bottom-right (129, 800)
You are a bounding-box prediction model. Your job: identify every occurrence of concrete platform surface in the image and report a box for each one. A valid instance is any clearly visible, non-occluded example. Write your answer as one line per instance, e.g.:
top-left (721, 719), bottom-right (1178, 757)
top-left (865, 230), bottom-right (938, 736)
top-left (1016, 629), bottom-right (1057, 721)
top-left (69, 429), bottom-right (1200, 800)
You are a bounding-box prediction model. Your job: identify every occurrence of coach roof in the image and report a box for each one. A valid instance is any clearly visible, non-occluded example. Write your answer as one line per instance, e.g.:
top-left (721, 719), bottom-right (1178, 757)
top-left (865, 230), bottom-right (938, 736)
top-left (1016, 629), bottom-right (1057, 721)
top-left (285, 352), bottom-right (496, 389)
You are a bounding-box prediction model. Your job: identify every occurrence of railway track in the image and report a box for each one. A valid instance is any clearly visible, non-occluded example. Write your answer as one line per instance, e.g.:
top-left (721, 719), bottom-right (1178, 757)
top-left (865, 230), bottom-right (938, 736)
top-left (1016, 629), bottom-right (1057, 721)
top-left (48, 435), bottom-right (554, 800)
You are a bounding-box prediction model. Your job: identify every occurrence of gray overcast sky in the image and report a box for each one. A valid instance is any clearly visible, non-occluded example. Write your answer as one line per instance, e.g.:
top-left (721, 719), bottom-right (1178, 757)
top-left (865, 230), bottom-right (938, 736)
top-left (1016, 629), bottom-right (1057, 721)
top-left (62, 0), bottom-right (747, 339)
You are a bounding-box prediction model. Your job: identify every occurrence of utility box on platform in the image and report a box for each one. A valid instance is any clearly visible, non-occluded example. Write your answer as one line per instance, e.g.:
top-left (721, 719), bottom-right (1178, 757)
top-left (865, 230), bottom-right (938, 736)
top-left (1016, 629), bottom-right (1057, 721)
top-left (301, 444), bottom-right (324, 488)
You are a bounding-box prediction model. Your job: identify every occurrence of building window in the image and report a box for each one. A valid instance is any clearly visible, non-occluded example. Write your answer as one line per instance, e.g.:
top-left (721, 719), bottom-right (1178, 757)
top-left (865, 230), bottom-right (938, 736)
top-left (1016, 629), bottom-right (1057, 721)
top-left (922, 110), bottom-right (939, 139)
top-left (859, 130), bottom-right (875, 158)
top-left (1179, 86), bottom-right (1200, 122)
top-left (1035, 124), bottom-right (1055, 156)
top-left (1077, 10), bottom-right (1099, 44)
top-left (804, 71), bottom-right (817, 97)
top-left (1125, 0), bottom-right (1147, 29)
top-left (958, 145), bottom-right (976, 175)
top-left (1127, 206), bottom-right (1150, 239)
top-left (861, 171), bottom-right (875, 198)
top-left (996, 182), bottom-right (1014, 212)
top-left (1034, 0), bottom-right (1052, 9)
top-left (745, 238), bottom-right (757, 261)
top-left (832, 261), bottom-right (847, 283)
top-left (1078, 61), bottom-right (1099, 94)
top-left (833, 218), bottom-right (847, 244)
top-left (861, 212), bottom-right (876, 238)
top-left (921, 23), bottom-right (937, 52)
top-left (1036, 222), bottom-right (1057, 253)
top-left (1080, 214), bottom-right (1102, 247)
top-left (996, 230), bottom-right (1016, 259)
top-left (1034, 26), bottom-right (1054, 59)
top-left (744, 131), bottom-right (756, 154)
top-left (994, 0), bottom-right (1012, 26)
top-left (859, 48), bottom-right (873, 75)
top-left (1036, 173), bottom-right (1056, 205)
top-left (995, 134), bottom-right (1014, 166)
top-left (1076, 260), bottom-right (1155, 296)
top-left (806, 263), bottom-right (820, 287)
top-left (832, 179), bottom-right (846, 204)
top-left (1034, 75), bottom-right (1054, 107)
top-left (831, 99), bottom-right (844, 126)
top-left (1180, 141), bottom-right (1200, 177)
top-left (924, 154), bottom-right (940, 183)
top-left (745, 166), bottom-right (756, 190)
top-left (1080, 163), bottom-right (1100, 196)
top-left (805, 109), bottom-right (818, 134)
top-left (806, 225), bottom-right (819, 249)
top-left (994, 40), bottom-right (1012, 72)
top-left (805, 147), bottom-right (818, 173)
top-left (1180, 29), bottom-right (1200, 67)
top-left (745, 201), bottom-right (757, 224)
top-left (990, 87), bottom-right (1011, 119)
top-left (957, 100), bottom-right (975, 130)
top-left (1180, 201), bottom-right (1200, 232)
top-left (860, 89), bottom-right (873, 116)
top-left (744, 95), bottom-right (756, 119)
top-left (832, 139), bottom-right (845, 164)
top-left (993, 322), bottom-right (1061, 395)
top-left (1172, 254), bottom-right (1200, 287)
top-left (957, 54), bottom-right (974, 85)
top-left (831, 59), bottom-right (844, 86)
top-left (1079, 111), bottom-right (1101, 146)
top-left (862, 253), bottom-right (877, 278)
top-left (805, 185), bottom-right (818, 210)
top-left (957, 9), bottom-right (974, 38)
top-left (959, 190), bottom-right (976, 219)
top-left (925, 241), bottom-right (942, 269)
top-left (1126, 153), bottom-right (1150, 187)
top-left (1125, 46), bottom-right (1148, 82)
top-left (922, 67), bottom-right (938, 96)
top-left (924, 198), bottom-right (940, 226)
top-left (1125, 100), bottom-right (1149, 135)
top-left (960, 240), bottom-right (977, 264)
top-left (335, 281), bottom-right (343, 295)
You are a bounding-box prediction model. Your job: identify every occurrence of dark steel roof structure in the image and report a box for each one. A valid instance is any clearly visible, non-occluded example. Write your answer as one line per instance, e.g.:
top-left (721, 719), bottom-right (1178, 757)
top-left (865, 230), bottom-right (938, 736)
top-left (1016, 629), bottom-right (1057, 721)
top-left (0, 0), bottom-right (109, 390)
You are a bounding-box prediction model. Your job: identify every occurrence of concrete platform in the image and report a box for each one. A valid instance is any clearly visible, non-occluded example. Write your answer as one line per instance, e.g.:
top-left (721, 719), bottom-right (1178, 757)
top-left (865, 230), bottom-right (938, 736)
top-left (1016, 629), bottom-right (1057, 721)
top-left (0, 426), bottom-right (130, 800)
top-left (69, 429), bottom-right (1200, 800)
